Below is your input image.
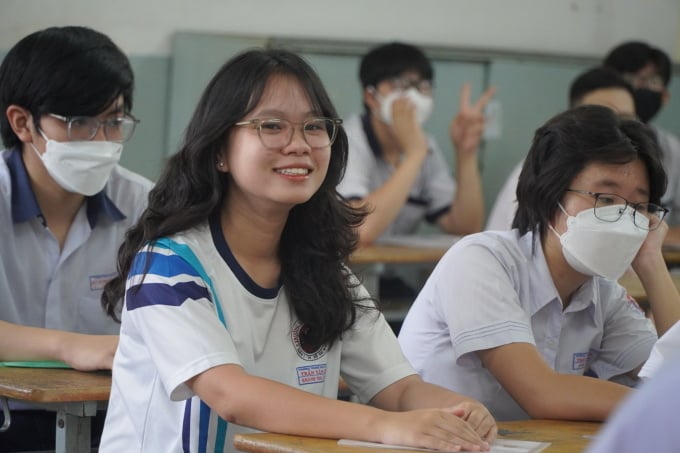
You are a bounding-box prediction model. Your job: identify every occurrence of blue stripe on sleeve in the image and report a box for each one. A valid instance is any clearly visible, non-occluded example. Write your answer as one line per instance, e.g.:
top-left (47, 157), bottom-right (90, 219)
top-left (130, 250), bottom-right (201, 279)
top-left (125, 281), bottom-right (211, 311)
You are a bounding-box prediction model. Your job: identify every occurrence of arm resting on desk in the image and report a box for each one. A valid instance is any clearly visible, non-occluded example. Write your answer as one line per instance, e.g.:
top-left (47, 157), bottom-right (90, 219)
top-left (0, 320), bottom-right (117, 371)
top-left (369, 374), bottom-right (496, 442)
top-left (478, 342), bottom-right (630, 421)
top-left (189, 363), bottom-right (492, 452)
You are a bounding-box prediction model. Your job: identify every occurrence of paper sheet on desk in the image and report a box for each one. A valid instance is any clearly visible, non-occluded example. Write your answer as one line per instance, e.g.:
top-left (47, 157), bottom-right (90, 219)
top-left (338, 438), bottom-right (550, 452)
top-left (640, 320), bottom-right (680, 380)
top-left (377, 234), bottom-right (461, 249)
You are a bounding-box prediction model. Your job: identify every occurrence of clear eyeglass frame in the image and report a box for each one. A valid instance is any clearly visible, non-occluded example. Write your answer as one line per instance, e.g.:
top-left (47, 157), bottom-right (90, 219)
top-left (48, 113), bottom-right (139, 143)
top-left (388, 77), bottom-right (434, 95)
top-left (234, 117), bottom-right (343, 150)
top-left (566, 188), bottom-right (668, 230)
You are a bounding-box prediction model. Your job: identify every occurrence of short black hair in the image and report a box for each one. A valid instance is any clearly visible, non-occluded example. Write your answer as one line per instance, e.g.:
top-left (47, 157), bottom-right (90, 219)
top-left (603, 41), bottom-right (672, 86)
top-left (359, 42), bottom-right (434, 88)
top-left (0, 26), bottom-right (134, 148)
top-left (569, 66), bottom-right (634, 107)
top-left (513, 105), bottom-right (666, 238)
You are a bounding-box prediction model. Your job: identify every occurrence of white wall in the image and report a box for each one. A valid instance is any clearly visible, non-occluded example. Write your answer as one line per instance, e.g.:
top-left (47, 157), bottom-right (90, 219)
top-left (1, 0), bottom-right (679, 60)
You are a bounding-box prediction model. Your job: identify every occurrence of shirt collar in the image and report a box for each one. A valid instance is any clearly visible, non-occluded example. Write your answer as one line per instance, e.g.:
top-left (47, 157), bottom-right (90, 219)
top-left (6, 147), bottom-right (125, 228)
top-left (521, 231), bottom-right (597, 318)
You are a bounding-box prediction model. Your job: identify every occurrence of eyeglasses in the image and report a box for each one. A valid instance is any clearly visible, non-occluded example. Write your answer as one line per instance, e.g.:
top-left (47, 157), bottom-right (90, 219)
top-left (387, 77), bottom-right (433, 95)
top-left (622, 73), bottom-right (665, 91)
top-left (234, 117), bottom-right (342, 150)
top-left (566, 189), bottom-right (668, 230)
top-left (48, 113), bottom-right (139, 143)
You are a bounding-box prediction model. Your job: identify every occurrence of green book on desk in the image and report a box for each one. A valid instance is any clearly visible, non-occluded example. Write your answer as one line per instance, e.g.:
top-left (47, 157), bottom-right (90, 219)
top-left (0, 360), bottom-right (71, 369)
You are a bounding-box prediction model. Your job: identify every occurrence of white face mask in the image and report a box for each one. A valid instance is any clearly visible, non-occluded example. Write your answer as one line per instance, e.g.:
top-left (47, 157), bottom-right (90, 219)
top-left (550, 203), bottom-right (648, 280)
top-left (32, 132), bottom-right (123, 196)
top-left (375, 87), bottom-right (434, 125)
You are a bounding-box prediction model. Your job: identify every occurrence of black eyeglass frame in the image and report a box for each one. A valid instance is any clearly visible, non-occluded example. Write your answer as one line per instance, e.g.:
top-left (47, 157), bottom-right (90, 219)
top-left (566, 188), bottom-right (669, 231)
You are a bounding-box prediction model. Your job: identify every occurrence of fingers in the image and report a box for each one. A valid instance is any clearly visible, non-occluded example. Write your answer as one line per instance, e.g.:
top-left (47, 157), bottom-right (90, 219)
top-left (458, 83), bottom-right (497, 114)
top-left (474, 86), bottom-right (497, 112)
top-left (445, 402), bottom-right (498, 446)
top-left (433, 410), bottom-right (489, 451)
top-left (458, 83), bottom-right (472, 111)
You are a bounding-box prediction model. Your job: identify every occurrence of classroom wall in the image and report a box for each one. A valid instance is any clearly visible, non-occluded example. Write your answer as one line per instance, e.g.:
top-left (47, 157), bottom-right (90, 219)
top-left (1, 0), bottom-right (679, 214)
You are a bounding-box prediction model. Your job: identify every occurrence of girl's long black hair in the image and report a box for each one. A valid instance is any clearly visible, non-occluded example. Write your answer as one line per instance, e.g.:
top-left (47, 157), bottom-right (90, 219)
top-left (102, 48), bottom-right (369, 348)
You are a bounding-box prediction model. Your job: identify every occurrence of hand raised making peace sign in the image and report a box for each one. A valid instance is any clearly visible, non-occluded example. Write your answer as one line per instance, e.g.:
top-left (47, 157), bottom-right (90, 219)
top-left (449, 83), bottom-right (496, 157)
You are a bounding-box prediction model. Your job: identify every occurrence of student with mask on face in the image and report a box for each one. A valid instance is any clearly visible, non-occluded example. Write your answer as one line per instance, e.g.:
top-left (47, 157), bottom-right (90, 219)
top-left (337, 42), bottom-right (494, 300)
top-left (604, 41), bottom-right (680, 243)
top-left (0, 26), bottom-right (152, 451)
top-left (486, 66), bottom-right (637, 231)
top-left (398, 105), bottom-right (680, 422)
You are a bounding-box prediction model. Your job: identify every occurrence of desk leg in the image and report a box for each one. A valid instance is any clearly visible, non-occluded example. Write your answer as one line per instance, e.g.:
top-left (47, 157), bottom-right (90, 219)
top-left (54, 401), bottom-right (98, 453)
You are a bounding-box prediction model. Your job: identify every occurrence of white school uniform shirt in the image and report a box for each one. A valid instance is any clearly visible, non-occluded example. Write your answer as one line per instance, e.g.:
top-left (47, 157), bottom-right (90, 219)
top-left (655, 125), bottom-right (680, 225)
top-left (0, 147), bottom-right (152, 334)
top-left (337, 113), bottom-right (456, 238)
top-left (485, 161), bottom-right (522, 231)
top-left (586, 358), bottom-right (680, 453)
top-left (398, 229), bottom-right (657, 421)
top-left (100, 216), bottom-right (415, 453)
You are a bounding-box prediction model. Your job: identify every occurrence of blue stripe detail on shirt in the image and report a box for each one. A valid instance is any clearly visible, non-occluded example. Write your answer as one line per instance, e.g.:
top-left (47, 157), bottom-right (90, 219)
top-left (125, 281), bottom-right (210, 311)
top-left (215, 412), bottom-right (227, 453)
top-left (130, 250), bottom-right (202, 279)
top-left (182, 399), bottom-right (192, 453)
top-left (199, 401), bottom-right (210, 453)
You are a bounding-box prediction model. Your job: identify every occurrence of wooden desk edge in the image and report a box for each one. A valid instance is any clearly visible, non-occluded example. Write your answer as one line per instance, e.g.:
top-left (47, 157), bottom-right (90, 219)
top-left (0, 368), bottom-right (111, 403)
top-left (233, 420), bottom-right (601, 453)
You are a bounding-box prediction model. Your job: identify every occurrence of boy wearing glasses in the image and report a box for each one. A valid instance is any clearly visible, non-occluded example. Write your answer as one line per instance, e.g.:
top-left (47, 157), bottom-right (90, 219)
top-left (0, 26), bottom-right (152, 451)
top-left (338, 41), bottom-right (494, 303)
top-left (398, 105), bottom-right (680, 422)
top-left (604, 41), bottom-right (680, 243)
top-left (338, 42), bottom-right (495, 245)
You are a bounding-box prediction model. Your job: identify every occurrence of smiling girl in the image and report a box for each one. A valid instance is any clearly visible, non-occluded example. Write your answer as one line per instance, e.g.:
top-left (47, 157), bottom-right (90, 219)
top-left (99, 48), bottom-right (495, 453)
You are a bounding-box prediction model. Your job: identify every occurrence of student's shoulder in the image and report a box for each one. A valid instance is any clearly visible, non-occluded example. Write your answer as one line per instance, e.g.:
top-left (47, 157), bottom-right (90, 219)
top-left (453, 229), bottom-right (524, 254)
top-left (109, 165), bottom-right (154, 193)
top-left (653, 125), bottom-right (680, 153)
top-left (443, 229), bottom-right (527, 269)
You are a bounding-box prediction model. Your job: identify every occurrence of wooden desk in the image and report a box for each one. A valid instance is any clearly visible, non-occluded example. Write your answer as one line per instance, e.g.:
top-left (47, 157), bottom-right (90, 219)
top-left (351, 244), bottom-right (449, 265)
top-left (0, 367), bottom-right (111, 453)
top-left (619, 272), bottom-right (680, 302)
top-left (234, 419), bottom-right (600, 453)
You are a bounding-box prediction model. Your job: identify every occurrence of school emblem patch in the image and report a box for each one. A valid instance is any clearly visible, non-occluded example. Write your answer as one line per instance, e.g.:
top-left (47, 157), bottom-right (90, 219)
top-left (291, 320), bottom-right (329, 361)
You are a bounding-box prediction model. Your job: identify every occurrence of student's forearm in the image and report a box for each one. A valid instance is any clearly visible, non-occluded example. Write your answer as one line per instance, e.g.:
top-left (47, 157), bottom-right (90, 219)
top-left (192, 366), bottom-right (388, 442)
top-left (440, 155), bottom-right (484, 235)
top-left (0, 320), bottom-right (68, 361)
top-left (516, 373), bottom-right (630, 421)
top-left (375, 375), bottom-right (476, 412)
top-left (635, 253), bottom-right (680, 336)
top-left (0, 320), bottom-right (118, 370)
top-left (357, 155), bottom-right (426, 244)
